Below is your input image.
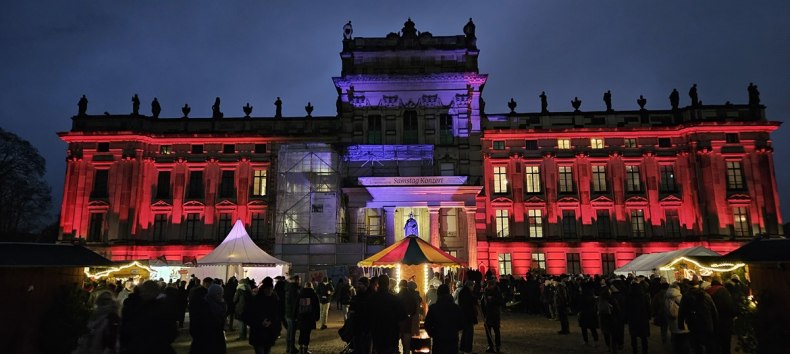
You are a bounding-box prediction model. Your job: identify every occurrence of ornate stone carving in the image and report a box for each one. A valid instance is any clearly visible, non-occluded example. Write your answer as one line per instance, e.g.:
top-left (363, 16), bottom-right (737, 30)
top-left (381, 95), bottom-right (400, 108)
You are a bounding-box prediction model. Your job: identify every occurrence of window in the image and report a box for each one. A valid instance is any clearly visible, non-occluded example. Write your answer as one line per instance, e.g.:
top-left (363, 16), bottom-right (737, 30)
top-left (152, 214), bottom-right (167, 242)
top-left (87, 213), bottom-right (104, 242)
top-left (159, 145), bottom-right (172, 155)
top-left (624, 138), bottom-right (637, 148)
top-left (252, 169), bottom-right (267, 196)
top-left (631, 209), bottom-right (646, 238)
top-left (368, 115), bottom-right (382, 144)
top-left (602, 253), bottom-right (616, 275)
top-left (596, 210), bottom-right (612, 238)
top-left (439, 163), bottom-right (454, 176)
top-left (254, 144), bottom-right (267, 154)
top-left (156, 171), bottom-right (171, 199)
top-left (191, 144), bottom-right (203, 154)
top-left (733, 207), bottom-right (750, 237)
top-left (726, 133), bottom-right (740, 144)
top-left (493, 166), bottom-right (508, 194)
top-left (493, 141), bottom-right (505, 150)
top-left (557, 139), bottom-right (571, 150)
top-left (527, 209), bottom-right (543, 238)
top-left (591, 165), bottom-right (607, 192)
top-left (590, 138), bottom-right (604, 149)
top-left (185, 213), bottom-right (200, 241)
top-left (442, 208), bottom-right (458, 237)
top-left (223, 144), bottom-right (235, 154)
top-left (658, 138), bottom-right (671, 148)
top-left (495, 210), bottom-right (509, 238)
top-left (531, 253), bottom-right (546, 270)
top-left (726, 161), bottom-right (744, 190)
top-left (251, 213), bottom-right (267, 241)
top-left (187, 171), bottom-right (203, 199)
top-left (97, 142), bottom-right (110, 152)
top-left (525, 140), bottom-right (538, 150)
top-left (217, 213), bottom-right (232, 240)
top-left (403, 110), bottom-right (418, 144)
top-left (558, 166), bottom-right (574, 193)
top-left (91, 170), bottom-right (109, 198)
top-left (665, 210), bottom-right (681, 238)
top-left (659, 165), bottom-right (677, 192)
top-left (566, 253), bottom-right (581, 274)
top-left (562, 210), bottom-right (577, 238)
top-left (498, 253), bottom-right (512, 276)
top-left (219, 170), bottom-right (235, 198)
top-left (626, 165), bottom-right (642, 192)
top-left (439, 114), bottom-right (453, 145)
top-left (524, 166), bottom-right (541, 193)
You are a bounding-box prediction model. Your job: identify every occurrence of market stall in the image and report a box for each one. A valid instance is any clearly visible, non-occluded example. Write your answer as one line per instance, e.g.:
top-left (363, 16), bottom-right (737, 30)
top-left (197, 219), bottom-right (289, 281)
top-left (614, 246), bottom-right (744, 280)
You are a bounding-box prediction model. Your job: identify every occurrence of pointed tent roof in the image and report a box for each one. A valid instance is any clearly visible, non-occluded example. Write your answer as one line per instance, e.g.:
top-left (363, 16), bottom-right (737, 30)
top-left (358, 235), bottom-right (466, 268)
top-left (198, 220), bottom-right (288, 266)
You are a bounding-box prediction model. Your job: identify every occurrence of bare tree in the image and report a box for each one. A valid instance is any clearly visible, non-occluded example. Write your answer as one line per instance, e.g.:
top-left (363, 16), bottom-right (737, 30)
top-left (0, 127), bottom-right (52, 239)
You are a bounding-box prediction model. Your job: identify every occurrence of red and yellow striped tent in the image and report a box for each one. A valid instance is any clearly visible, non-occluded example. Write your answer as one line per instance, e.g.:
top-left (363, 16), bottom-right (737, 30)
top-left (358, 235), bottom-right (466, 268)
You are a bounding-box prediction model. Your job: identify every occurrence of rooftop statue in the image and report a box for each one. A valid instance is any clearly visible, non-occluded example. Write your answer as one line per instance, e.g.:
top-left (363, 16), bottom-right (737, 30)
top-left (404, 212), bottom-right (419, 237)
top-left (463, 18), bottom-right (476, 38)
top-left (274, 97), bottom-right (282, 118)
top-left (181, 103), bottom-right (191, 118)
top-left (343, 21), bottom-right (353, 40)
top-left (669, 89), bottom-right (679, 110)
top-left (77, 95), bottom-right (88, 116)
top-left (637, 95), bottom-right (647, 110)
top-left (689, 84), bottom-right (699, 107)
top-left (507, 98), bottom-right (517, 114)
top-left (603, 90), bottom-right (612, 112)
top-left (212, 97), bottom-right (223, 119)
top-left (539, 91), bottom-right (549, 114)
top-left (571, 97), bottom-right (582, 112)
top-left (401, 17), bottom-right (418, 39)
top-left (748, 82), bottom-right (761, 106)
top-left (305, 102), bottom-right (313, 117)
top-left (151, 97), bottom-right (161, 118)
top-left (131, 94), bottom-right (140, 116)
top-left (243, 103), bottom-right (253, 118)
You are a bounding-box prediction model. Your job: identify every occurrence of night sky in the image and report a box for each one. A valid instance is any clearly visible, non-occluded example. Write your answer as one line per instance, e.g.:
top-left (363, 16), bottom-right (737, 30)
top-left (2, 1), bottom-right (789, 225)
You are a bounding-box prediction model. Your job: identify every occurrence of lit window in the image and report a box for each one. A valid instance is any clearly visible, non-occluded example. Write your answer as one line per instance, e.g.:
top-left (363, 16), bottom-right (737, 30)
top-left (624, 138), bottom-right (637, 148)
top-left (591, 138), bottom-right (604, 149)
top-left (592, 165), bottom-right (607, 192)
top-left (159, 145), bottom-right (172, 155)
top-left (527, 209), bottom-right (543, 238)
top-left (441, 208), bottom-right (458, 237)
top-left (660, 165), bottom-right (677, 193)
top-left (557, 139), bottom-right (571, 150)
top-left (493, 141), bottom-right (505, 150)
top-left (558, 166), bottom-right (574, 193)
top-left (733, 207), bottom-right (750, 237)
top-left (252, 169), bottom-right (267, 196)
top-left (631, 209), bottom-right (646, 238)
top-left (493, 166), bottom-right (508, 194)
top-left (495, 210), bottom-right (509, 238)
top-left (531, 252), bottom-right (546, 270)
top-left (626, 165), bottom-right (642, 192)
top-left (726, 161), bottom-right (744, 190)
top-left (498, 253), bottom-right (512, 276)
top-left (524, 166), bottom-right (541, 193)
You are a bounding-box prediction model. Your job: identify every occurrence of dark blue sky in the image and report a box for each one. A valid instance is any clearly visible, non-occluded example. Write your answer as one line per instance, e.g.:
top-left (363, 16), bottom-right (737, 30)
top-left (2, 1), bottom-right (789, 224)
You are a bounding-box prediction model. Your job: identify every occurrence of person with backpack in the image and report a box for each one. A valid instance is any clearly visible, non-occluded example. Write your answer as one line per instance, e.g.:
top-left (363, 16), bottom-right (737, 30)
top-left (679, 280), bottom-right (718, 354)
top-left (316, 277), bottom-right (334, 330)
top-left (296, 281), bottom-right (320, 354)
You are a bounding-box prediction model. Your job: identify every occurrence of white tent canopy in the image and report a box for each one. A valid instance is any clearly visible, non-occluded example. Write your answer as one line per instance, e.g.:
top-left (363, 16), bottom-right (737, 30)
top-left (614, 246), bottom-right (721, 276)
top-left (199, 219), bottom-right (288, 266)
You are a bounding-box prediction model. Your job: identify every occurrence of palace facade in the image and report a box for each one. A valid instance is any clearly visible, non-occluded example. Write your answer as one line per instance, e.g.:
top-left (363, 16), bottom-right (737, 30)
top-left (58, 19), bottom-right (782, 275)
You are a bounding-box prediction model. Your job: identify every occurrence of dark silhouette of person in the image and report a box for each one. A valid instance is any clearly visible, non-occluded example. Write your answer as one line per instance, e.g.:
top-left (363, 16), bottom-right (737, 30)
top-left (78, 95), bottom-right (88, 116)
top-left (748, 82), bottom-right (760, 106)
top-left (274, 97), bottom-right (282, 118)
top-left (151, 98), bottom-right (161, 118)
top-left (212, 97), bottom-right (223, 119)
top-left (132, 94), bottom-right (140, 116)
top-left (669, 89), bottom-right (680, 110)
top-left (689, 84), bottom-right (699, 107)
top-left (603, 90), bottom-right (613, 111)
top-left (540, 91), bottom-right (548, 113)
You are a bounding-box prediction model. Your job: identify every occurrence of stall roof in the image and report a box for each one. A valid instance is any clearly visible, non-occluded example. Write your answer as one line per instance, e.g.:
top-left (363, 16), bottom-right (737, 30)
top-left (0, 242), bottom-right (113, 267)
top-left (724, 238), bottom-right (790, 263)
top-left (199, 220), bottom-right (289, 266)
top-left (614, 246), bottom-right (721, 275)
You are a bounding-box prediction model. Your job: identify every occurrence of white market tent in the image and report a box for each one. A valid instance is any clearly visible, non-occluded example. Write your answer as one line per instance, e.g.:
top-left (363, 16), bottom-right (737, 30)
top-left (196, 219), bottom-right (289, 281)
top-left (614, 246), bottom-right (721, 277)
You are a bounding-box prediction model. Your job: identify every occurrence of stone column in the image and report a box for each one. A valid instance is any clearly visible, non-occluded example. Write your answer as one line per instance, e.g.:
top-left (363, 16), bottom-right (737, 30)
top-left (429, 207), bottom-right (441, 248)
top-left (465, 208), bottom-right (478, 268)
top-left (384, 206), bottom-right (396, 245)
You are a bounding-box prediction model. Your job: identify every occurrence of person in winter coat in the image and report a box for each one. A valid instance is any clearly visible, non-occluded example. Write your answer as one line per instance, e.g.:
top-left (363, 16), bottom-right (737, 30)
top-left (74, 291), bottom-right (121, 354)
top-left (397, 280), bottom-right (421, 354)
top-left (248, 277), bottom-right (281, 354)
top-left (610, 280), bottom-right (627, 351)
top-left (366, 274), bottom-right (407, 354)
top-left (424, 284), bottom-right (465, 354)
top-left (296, 281), bottom-right (320, 354)
top-left (625, 281), bottom-right (651, 354)
top-left (119, 281), bottom-right (178, 354)
top-left (665, 283), bottom-right (690, 354)
top-left (234, 279), bottom-right (253, 340)
top-left (706, 276), bottom-right (735, 354)
top-left (577, 282), bottom-right (599, 346)
top-left (555, 280), bottom-right (570, 334)
top-left (598, 286), bottom-right (620, 353)
top-left (337, 277), bottom-right (354, 320)
top-left (224, 276), bottom-right (238, 331)
top-left (679, 281), bottom-right (718, 354)
top-left (652, 281), bottom-right (670, 344)
top-left (315, 277), bottom-right (334, 330)
top-left (457, 281), bottom-right (479, 354)
top-left (283, 275), bottom-right (302, 354)
top-left (189, 284), bottom-right (227, 354)
top-left (482, 279), bottom-right (503, 353)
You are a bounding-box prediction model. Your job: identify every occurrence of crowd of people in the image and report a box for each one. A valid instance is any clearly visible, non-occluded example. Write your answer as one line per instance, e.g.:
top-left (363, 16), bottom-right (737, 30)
top-left (71, 269), bottom-right (748, 354)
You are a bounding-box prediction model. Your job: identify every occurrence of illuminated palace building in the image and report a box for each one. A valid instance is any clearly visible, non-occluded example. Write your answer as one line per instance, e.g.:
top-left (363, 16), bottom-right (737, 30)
top-left (59, 19), bottom-right (782, 275)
